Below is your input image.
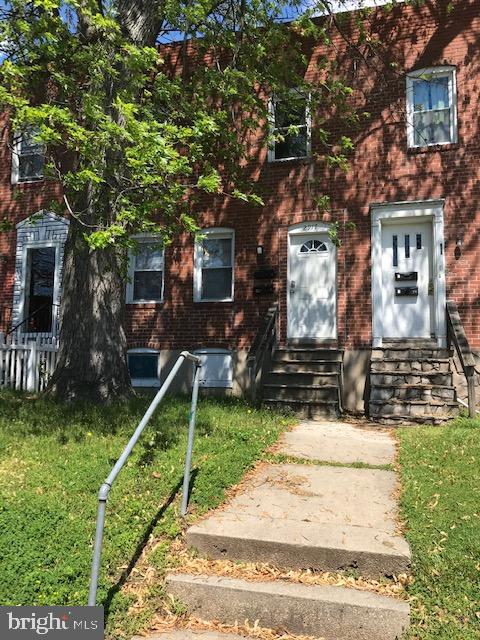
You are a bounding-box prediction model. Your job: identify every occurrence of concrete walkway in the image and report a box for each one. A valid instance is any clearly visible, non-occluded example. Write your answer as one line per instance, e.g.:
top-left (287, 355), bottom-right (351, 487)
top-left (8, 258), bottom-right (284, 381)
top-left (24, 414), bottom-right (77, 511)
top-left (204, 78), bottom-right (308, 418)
top-left (276, 419), bottom-right (396, 466)
top-left (138, 420), bottom-right (410, 640)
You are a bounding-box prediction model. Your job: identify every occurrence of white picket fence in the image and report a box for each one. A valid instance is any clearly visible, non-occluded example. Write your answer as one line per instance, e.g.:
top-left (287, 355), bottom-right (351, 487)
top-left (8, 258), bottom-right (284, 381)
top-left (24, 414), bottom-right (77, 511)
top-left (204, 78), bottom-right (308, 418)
top-left (0, 333), bottom-right (59, 392)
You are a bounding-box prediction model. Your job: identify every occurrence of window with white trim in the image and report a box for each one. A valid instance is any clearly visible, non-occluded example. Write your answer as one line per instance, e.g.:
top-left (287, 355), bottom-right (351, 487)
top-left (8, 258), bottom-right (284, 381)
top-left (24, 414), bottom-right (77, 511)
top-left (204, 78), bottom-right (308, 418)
top-left (127, 348), bottom-right (161, 387)
top-left (126, 237), bottom-right (164, 303)
top-left (12, 128), bottom-right (44, 183)
top-left (268, 94), bottom-right (311, 161)
top-left (406, 67), bottom-right (457, 147)
top-left (194, 228), bottom-right (234, 302)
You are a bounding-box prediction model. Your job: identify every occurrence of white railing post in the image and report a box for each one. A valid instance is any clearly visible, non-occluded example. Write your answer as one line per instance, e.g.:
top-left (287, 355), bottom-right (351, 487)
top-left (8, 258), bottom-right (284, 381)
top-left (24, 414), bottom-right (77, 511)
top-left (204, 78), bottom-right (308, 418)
top-left (27, 340), bottom-right (38, 392)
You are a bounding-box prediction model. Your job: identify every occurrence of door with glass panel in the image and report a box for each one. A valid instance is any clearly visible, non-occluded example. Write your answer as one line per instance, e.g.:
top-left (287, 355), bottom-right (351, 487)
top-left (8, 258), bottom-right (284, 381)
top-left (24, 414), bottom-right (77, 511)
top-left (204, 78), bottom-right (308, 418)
top-left (287, 233), bottom-right (336, 339)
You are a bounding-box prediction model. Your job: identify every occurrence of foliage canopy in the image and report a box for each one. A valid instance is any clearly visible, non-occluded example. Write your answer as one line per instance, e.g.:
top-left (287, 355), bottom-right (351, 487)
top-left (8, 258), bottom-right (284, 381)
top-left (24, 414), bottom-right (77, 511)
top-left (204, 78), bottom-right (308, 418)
top-left (0, 0), bottom-right (359, 249)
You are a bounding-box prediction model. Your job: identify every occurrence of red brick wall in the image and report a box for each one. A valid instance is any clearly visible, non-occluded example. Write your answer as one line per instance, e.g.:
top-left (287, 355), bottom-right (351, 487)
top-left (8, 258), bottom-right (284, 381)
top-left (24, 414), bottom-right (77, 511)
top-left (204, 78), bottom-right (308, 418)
top-left (2, 0), bottom-right (480, 350)
top-left (0, 114), bottom-right (61, 334)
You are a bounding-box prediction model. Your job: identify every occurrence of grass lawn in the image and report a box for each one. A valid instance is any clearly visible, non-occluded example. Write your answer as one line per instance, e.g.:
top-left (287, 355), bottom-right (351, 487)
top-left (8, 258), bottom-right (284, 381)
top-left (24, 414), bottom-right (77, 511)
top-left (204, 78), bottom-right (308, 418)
top-left (398, 416), bottom-right (480, 639)
top-left (0, 390), bottom-right (291, 639)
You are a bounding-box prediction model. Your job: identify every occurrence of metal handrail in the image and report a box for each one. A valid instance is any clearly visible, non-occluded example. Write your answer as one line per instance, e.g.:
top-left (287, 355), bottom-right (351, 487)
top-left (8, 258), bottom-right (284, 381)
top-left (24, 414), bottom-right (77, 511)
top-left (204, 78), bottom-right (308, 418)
top-left (247, 304), bottom-right (278, 403)
top-left (446, 300), bottom-right (477, 417)
top-left (88, 350), bottom-right (202, 606)
top-left (6, 302), bottom-right (60, 336)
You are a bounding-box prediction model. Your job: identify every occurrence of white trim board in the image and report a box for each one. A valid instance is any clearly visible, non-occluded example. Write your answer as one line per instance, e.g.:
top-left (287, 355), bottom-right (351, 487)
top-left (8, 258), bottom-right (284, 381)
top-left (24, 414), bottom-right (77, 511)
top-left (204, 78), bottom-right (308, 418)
top-left (12, 211), bottom-right (69, 337)
top-left (370, 199), bottom-right (447, 347)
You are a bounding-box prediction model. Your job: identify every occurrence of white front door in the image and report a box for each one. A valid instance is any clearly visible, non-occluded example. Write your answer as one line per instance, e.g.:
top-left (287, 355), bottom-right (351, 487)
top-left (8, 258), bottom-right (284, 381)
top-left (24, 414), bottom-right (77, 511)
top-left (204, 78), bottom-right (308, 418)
top-left (381, 221), bottom-right (434, 339)
top-left (287, 232), bottom-right (336, 339)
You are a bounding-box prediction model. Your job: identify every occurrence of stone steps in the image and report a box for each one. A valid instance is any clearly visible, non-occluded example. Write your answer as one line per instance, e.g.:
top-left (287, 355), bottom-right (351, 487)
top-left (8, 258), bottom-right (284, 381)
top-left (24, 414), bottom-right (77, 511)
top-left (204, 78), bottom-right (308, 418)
top-left (371, 347), bottom-right (452, 360)
top-left (263, 383), bottom-right (339, 402)
top-left (369, 344), bottom-right (459, 424)
top-left (265, 371), bottom-right (339, 385)
top-left (275, 348), bottom-right (343, 362)
top-left (263, 398), bottom-right (340, 418)
top-left (370, 371), bottom-right (453, 385)
top-left (370, 385), bottom-right (456, 402)
top-left (270, 360), bottom-right (340, 374)
top-left (370, 398), bottom-right (458, 418)
top-left (263, 348), bottom-right (342, 418)
top-left (166, 574), bottom-right (410, 640)
top-left (370, 358), bottom-right (451, 373)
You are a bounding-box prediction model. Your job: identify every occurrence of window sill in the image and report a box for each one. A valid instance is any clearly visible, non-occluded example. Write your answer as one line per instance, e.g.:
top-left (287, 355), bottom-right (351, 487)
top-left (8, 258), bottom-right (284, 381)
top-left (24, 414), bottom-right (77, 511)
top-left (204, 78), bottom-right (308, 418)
top-left (268, 155), bottom-right (311, 164)
top-left (194, 299), bottom-right (234, 303)
top-left (131, 379), bottom-right (161, 388)
top-left (13, 177), bottom-right (45, 185)
top-left (127, 300), bottom-right (164, 305)
top-left (407, 142), bottom-right (459, 155)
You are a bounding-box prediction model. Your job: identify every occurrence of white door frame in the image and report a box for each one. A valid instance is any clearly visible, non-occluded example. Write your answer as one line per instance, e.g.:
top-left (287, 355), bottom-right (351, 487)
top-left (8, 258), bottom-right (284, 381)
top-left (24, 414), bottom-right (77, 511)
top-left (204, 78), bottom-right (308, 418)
top-left (371, 199), bottom-right (447, 347)
top-left (287, 221), bottom-right (337, 340)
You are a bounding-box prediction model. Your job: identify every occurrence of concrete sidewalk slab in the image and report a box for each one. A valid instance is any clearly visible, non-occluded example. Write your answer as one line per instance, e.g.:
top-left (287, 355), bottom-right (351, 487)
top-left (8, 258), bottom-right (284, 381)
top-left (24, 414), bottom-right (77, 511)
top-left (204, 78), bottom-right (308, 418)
top-left (187, 463), bottom-right (410, 577)
top-left (276, 420), bottom-right (396, 466)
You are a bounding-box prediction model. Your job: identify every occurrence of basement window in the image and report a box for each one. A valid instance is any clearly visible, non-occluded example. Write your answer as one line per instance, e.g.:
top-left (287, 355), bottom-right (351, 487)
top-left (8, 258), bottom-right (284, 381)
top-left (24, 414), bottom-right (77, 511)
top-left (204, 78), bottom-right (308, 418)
top-left (127, 348), bottom-right (161, 387)
top-left (406, 66), bottom-right (457, 147)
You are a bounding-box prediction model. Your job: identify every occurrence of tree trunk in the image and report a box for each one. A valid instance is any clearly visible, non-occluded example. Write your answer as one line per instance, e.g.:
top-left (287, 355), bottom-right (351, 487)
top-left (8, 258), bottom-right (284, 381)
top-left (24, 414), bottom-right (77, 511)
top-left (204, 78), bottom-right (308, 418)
top-left (47, 219), bottom-right (133, 403)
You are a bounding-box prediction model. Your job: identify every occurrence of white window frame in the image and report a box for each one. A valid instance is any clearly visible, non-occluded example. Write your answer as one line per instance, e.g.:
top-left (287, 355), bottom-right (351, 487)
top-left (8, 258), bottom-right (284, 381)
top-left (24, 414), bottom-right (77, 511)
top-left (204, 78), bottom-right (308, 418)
top-left (268, 93), bottom-right (312, 162)
top-left (127, 348), bottom-right (161, 387)
top-left (19, 241), bottom-right (62, 336)
top-left (406, 66), bottom-right (457, 148)
top-left (11, 128), bottom-right (45, 184)
top-left (194, 228), bottom-right (235, 302)
top-left (126, 235), bottom-right (165, 304)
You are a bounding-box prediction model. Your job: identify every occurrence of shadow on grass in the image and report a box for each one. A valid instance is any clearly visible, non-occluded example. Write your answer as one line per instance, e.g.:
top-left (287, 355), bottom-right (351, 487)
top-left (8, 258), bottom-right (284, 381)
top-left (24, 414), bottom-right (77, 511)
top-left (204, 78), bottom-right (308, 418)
top-left (103, 469), bottom-right (198, 621)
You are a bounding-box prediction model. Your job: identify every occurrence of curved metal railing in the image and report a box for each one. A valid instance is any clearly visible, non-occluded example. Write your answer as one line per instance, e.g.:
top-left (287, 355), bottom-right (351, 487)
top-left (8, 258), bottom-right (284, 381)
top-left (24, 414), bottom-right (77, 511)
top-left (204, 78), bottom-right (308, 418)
top-left (88, 350), bottom-right (202, 606)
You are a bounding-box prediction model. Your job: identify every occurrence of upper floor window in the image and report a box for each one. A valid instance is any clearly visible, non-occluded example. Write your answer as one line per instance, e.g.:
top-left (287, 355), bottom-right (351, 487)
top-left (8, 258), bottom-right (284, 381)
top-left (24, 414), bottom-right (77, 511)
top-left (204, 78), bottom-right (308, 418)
top-left (126, 237), bottom-right (164, 303)
top-left (12, 128), bottom-right (44, 184)
top-left (194, 228), bottom-right (234, 302)
top-left (268, 94), bottom-right (311, 162)
top-left (406, 67), bottom-right (457, 148)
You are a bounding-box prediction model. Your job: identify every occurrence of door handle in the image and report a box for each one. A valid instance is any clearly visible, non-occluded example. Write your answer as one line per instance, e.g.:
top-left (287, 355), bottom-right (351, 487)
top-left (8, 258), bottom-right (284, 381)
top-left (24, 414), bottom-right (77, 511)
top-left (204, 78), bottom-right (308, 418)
top-left (290, 280), bottom-right (296, 293)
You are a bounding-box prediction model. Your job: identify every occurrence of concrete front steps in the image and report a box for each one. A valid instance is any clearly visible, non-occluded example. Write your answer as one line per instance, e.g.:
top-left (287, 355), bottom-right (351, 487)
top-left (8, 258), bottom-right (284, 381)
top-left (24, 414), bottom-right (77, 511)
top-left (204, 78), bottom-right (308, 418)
top-left (162, 459), bottom-right (410, 640)
top-left (263, 348), bottom-right (342, 418)
top-left (166, 574), bottom-right (409, 640)
top-left (369, 343), bottom-right (460, 425)
top-left (186, 464), bottom-right (410, 578)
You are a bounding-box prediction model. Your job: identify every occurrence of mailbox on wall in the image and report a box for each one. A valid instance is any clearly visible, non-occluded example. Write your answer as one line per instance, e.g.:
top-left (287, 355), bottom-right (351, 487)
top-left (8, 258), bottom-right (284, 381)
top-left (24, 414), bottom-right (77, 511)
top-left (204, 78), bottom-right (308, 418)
top-left (395, 286), bottom-right (418, 296)
top-left (395, 272), bottom-right (418, 281)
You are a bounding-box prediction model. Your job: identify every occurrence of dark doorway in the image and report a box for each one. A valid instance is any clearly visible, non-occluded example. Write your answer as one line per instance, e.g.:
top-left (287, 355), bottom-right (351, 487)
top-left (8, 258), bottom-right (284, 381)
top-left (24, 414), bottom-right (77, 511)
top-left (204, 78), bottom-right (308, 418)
top-left (24, 247), bottom-right (55, 333)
